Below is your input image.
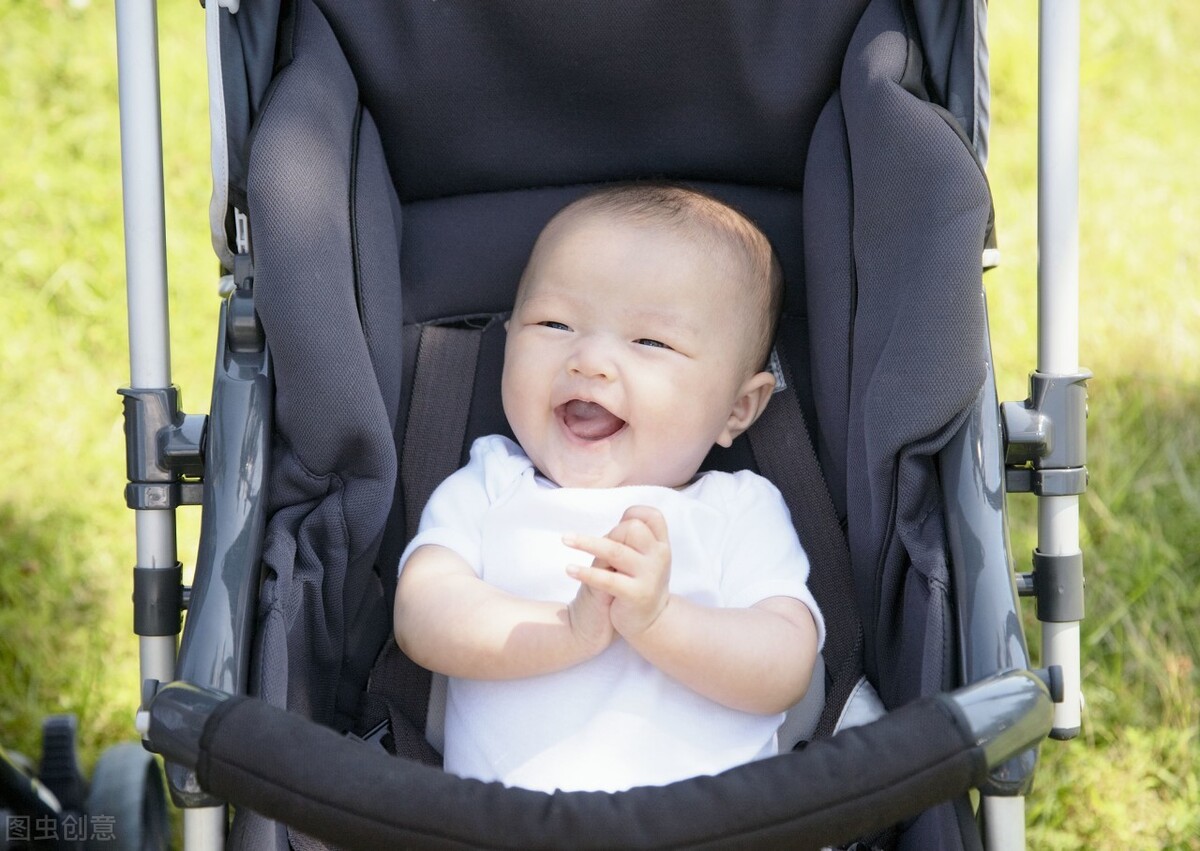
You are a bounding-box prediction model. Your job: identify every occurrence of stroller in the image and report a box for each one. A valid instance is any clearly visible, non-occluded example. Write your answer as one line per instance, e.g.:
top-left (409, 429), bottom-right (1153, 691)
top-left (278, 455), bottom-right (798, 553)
top-left (115, 0), bottom-right (1089, 848)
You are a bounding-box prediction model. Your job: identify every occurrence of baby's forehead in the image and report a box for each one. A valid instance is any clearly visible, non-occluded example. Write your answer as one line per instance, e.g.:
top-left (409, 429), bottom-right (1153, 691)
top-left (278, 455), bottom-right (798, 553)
top-left (551, 205), bottom-right (713, 246)
top-left (521, 204), bottom-right (767, 314)
top-left (545, 209), bottom-right (751, 275)
top-left (523, 285), bottom-right (703, 325)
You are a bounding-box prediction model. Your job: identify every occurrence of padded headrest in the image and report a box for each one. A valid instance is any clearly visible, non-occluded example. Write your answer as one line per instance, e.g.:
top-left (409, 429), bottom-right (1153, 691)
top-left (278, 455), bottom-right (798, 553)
top-left (313, 1), bottom-right (871, 200)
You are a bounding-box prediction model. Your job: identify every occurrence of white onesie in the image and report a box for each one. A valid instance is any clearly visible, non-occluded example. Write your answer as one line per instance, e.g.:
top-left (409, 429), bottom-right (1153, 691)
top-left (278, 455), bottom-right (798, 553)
top-left (399, 435), bottom-right (825, 793)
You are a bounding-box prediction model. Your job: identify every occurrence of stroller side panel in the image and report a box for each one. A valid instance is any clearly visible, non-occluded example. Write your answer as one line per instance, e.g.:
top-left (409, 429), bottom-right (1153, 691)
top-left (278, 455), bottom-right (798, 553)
top-left (835, 0), bottom-right (991, 705)
top-left (941, 353), bottom-right (1038, 799)
top-left (804, 0), bottom-right (998, 844)
top-left (243, 0), bottom-right (400, 730)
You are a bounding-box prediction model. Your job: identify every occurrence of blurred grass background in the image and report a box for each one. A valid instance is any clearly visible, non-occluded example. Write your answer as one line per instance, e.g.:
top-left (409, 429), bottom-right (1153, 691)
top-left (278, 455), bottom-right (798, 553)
top-left (1, 0), bottom-right (1196, 847)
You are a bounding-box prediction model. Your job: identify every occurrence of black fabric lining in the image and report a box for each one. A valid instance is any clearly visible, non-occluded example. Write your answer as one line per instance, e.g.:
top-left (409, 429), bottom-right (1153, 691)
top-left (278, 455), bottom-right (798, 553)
top-left (273, 0), bottom-right (297, 72)
top-left (899, 0), bottom-right (932, 102)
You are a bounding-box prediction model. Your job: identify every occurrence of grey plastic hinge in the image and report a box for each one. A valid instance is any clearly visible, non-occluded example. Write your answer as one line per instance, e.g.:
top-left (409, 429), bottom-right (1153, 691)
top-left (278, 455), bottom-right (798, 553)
top-left (226, 281), bottom-right (265, 354)
top-left (1037, 666), bottom-right (1066, 704)
top-left (119, 387), bottom-right (208, 500)
top-left (1005, 466), bottom-right (1089, 497)
top-left (124, 481), bottom-right (204, 510)
top-left (1003, 368), bottom-right (1091, 492)
top-left (1031, 550), bottom-right (1085, 623)
top-left (1000, 402), bottom-right (1052, 467)
top-left (160, 413), bottom-right (207, 479)
top-left (120, 387), bottom-right (181, 483)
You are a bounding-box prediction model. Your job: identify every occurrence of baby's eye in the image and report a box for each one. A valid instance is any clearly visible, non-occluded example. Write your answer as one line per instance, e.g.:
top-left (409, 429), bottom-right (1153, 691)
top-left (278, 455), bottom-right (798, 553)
top-left (634, 338), bottom-right (672, 350)
top-left (539, 321), bottom-right (571, 331)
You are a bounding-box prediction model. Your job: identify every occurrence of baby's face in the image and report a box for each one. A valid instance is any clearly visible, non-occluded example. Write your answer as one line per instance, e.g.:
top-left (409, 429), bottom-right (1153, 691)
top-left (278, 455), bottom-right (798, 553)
top-left (502, 214), bottom-right (769, 489)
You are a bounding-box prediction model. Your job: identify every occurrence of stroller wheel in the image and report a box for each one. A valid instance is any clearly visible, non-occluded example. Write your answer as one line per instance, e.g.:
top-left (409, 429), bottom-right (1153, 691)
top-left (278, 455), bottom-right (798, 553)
top-left (85, 743), bottom-right (169, 851)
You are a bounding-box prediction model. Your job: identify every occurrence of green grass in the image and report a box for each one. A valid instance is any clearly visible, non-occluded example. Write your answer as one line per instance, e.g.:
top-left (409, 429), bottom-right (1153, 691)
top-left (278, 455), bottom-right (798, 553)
top-left (0, 0), bottom-right (214, 770)
top-left (1, 0), bottom-right (1197, 847)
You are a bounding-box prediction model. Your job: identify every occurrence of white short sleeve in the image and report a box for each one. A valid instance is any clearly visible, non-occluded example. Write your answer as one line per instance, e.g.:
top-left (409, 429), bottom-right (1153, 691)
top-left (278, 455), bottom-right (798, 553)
top-left (399, 435), bottom-right (530, 577)
top-left (718, 472), bottom-right (826, 651)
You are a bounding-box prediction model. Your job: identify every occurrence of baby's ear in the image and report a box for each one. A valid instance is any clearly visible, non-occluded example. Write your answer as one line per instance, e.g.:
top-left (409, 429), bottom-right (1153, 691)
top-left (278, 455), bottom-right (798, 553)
top-left (716, 371), bottom-right (776, 448)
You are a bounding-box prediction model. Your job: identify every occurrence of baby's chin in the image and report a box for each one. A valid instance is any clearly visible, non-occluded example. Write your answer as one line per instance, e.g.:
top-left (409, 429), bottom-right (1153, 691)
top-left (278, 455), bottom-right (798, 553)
top-left (541, 459), bottom-right (695, 490)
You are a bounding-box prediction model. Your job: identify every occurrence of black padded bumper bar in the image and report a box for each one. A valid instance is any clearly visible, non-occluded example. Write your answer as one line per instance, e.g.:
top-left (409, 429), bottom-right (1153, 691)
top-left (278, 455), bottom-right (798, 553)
top-left (147, 672), bottom-right (1052, 850)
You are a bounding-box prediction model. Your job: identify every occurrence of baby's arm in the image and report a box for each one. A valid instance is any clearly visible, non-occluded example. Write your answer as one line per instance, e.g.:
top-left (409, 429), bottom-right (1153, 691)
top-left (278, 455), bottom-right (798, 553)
top-left (625, 594), bottom-right (817, 715)
top-left (395, 544), bottom-right (613, 680)
top-left (566, 507), bottom-right (818, 715)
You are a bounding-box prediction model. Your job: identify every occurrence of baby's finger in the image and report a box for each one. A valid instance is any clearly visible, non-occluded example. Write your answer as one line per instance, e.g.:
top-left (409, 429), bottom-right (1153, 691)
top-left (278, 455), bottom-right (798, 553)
top-left (613, 517), bottom-right (661, 556)
top-left (566, 562), bottom-right (629, 595)
top-left (620, 505), bottom-right (669, 543)
top-left (563, 533), bottom-right (634, 569)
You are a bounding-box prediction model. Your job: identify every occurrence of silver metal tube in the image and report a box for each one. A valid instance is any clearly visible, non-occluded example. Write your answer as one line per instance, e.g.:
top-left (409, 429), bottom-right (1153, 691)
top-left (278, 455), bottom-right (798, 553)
top-left (1039, 496), bottom-right (1083, 735)
top-left (1037, 0), bottom-right (1080, 375)
top-left (1037, 0), bottom-right (1084, 739)
top-left (134, 507), bottom-right (178, 573)
top-left (116, 0), bottom-right (171, 389)
top-left (982, 795), bottom-right (1027, 850)
top-left (135, 511), bottom-right (178, 685)
top-left (184, 807), bottom-right (228, 851)
top-left (116, 0), bottom-right (181, 716)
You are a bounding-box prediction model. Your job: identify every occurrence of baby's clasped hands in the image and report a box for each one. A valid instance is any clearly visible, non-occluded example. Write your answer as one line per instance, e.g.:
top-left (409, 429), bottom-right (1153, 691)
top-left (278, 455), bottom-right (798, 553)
top-left (564, 505), bottom-right (672, 639)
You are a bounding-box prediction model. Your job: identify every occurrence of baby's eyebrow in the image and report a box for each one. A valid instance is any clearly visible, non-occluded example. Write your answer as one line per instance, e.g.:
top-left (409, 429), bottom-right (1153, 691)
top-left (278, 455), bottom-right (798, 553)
top-left (626, 307), bottom-right (699, 335)
top-left (516, 290), bottom-right (573, 312)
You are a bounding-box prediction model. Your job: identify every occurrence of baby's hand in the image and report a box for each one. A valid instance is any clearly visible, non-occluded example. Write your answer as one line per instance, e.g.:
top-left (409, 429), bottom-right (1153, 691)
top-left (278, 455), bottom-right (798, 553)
top-left (565, 506), bottom-right (671, 638)
top-left (565, 555), bottom-right (615, 657)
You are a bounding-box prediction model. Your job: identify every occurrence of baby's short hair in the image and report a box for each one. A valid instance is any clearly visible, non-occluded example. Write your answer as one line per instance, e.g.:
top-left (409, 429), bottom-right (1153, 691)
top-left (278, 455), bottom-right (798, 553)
top-left (538, 183), bottom-right (784, 373)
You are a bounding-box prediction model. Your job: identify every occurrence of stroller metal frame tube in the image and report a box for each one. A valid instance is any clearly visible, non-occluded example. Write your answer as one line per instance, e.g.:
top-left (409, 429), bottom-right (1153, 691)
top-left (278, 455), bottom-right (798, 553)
top-left (982, 796), bottom-right (1027, 849)
top-left (135, 512), bottom-right (178, 685)
top-left (116, 0), bottom-right (171, 389)
top-left (1036, 0), bottom-right (1085, 739)
top-left (184, 806), bottom-right (227, 848)
top-left (1037, 0), bottom-right (1081, 376)
top-left (116, 0), bottom-right (176, 691)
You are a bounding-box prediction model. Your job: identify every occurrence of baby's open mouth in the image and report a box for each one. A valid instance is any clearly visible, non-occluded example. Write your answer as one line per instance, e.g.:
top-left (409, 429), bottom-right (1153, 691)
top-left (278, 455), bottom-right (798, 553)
top-left (558, 399), bottom-right (626, 441)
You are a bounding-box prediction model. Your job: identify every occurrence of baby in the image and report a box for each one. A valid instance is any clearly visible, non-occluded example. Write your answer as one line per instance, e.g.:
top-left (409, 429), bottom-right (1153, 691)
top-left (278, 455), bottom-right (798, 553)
top-left (394, 184), bottom-right (824, 793)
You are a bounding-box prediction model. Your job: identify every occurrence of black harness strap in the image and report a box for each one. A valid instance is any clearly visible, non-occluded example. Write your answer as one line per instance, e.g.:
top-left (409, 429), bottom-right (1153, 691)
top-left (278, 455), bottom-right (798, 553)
top-left (748, 346), bottom-right (865, 740)
top-left (364, 323), bottom-right (483, 761)
top-left (400, 323), bottom-right (483, 544)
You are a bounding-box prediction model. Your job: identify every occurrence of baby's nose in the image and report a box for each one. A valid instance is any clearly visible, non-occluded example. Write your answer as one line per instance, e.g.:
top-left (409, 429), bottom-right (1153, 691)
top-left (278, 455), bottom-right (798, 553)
top-left (567, 337), bottom-right (617, 381)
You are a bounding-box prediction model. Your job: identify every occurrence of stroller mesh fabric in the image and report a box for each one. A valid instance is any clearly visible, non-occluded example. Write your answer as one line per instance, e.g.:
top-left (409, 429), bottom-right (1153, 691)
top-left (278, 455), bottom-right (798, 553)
top-left (248, 0), bottom-right (400, 732)
top-left (230, 0), bottom-right (993, 846)
top-left (835, 0), bottom-right (990, 706)
top-left (803, 2), bottom-right (993, 841)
